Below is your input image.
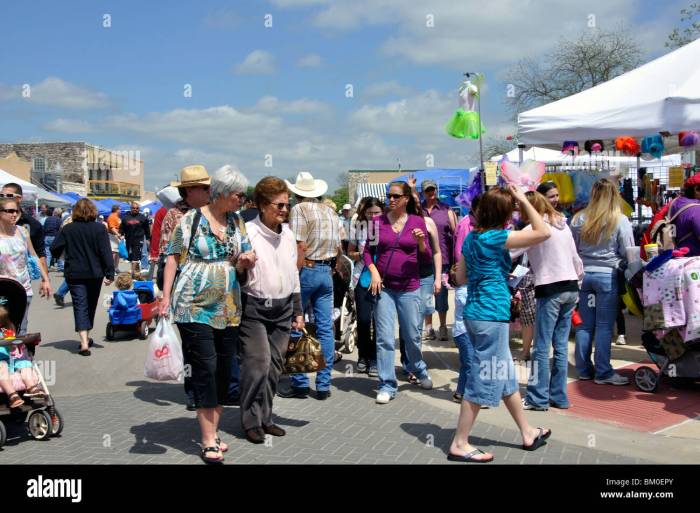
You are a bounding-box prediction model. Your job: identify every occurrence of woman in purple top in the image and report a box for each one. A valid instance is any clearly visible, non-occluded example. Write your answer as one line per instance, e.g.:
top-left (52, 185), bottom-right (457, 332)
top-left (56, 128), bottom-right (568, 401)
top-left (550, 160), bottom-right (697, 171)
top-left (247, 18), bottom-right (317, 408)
top-left (364, 182), bottom-right (433, 404)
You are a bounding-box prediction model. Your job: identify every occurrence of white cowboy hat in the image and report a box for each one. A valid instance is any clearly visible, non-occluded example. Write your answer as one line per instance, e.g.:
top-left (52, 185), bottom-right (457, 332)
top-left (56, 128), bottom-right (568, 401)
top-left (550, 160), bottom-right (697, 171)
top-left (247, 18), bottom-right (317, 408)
top-left (285, 171), bottom-right (328, 198)
top-left (156, 185), bottom-right (181, 210)
top-left (170, 164), bottom-right (212, 188)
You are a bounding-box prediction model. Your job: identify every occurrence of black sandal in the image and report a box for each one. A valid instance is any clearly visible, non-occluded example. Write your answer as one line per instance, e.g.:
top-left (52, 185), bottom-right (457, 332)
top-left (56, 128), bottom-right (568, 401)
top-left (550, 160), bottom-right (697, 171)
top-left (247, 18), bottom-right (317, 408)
top-left (523, 427), bottom-right (551, 451)
top-left (215, 436), bottom-right (228, 453)
top-left (200, 446), bottom-right (224, 464)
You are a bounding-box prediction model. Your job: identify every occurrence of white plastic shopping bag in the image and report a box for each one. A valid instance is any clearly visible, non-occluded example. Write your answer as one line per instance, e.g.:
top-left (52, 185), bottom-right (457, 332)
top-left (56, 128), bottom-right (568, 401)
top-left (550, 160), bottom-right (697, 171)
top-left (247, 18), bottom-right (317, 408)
top-left (145, 317), bottom-right (184, 382)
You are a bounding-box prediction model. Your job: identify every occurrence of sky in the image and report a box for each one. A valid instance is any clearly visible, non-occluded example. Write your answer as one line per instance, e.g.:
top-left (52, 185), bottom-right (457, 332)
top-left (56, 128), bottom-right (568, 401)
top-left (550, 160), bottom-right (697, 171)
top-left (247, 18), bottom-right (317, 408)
top-left (0, 0), bottom-right (691, 192)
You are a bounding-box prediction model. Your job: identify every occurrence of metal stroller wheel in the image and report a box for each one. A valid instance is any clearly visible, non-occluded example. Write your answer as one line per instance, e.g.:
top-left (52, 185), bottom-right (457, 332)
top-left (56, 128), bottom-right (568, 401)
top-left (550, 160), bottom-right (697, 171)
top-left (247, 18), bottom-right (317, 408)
top-left (138, 321), bottom-right (150, 340)
top-left (49, 408), bottom-right (64, 436)
top-left (634, 366), bottom-right (659, 393)
top-left (0, 421), bottom-right (6, 448)
top-left (27, 410), bottom-right (52, 440)
top-left (106, 322), bottom-right (115, 341)
top-left (342, 324), bottom-right (356, 353)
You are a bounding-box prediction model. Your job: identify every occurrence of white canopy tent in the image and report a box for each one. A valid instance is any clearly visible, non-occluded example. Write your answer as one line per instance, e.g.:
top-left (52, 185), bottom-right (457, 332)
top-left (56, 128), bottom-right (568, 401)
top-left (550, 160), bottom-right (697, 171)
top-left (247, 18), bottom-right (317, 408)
top-left (517, 38), bottom-right (700, 149)
top-left (0, 168), bottom-right (71, 207)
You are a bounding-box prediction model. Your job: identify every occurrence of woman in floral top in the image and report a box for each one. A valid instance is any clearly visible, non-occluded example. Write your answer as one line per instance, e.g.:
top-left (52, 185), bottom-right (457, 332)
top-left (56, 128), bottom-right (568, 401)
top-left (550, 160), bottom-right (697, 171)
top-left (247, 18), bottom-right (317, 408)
top-left (160, 165), bottom-right (256, 464)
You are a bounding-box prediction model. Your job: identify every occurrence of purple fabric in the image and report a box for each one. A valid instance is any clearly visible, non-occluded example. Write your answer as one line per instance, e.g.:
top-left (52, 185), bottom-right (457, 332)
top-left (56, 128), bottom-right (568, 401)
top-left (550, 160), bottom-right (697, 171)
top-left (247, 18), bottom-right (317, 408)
top-left (363, 214), bottom-right (432, 291)
top-left (670, 197), bottom-right (700, 257)
top-left (422, 201), bottom-right (454, 265)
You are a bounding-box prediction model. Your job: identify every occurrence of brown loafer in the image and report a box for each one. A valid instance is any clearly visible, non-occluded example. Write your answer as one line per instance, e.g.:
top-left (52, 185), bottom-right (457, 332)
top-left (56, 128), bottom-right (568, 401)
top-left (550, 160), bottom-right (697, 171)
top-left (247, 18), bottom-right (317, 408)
top-left (262, 424), bottom-right (286, 437)
top-left (245, 428), bottom-right (265, 444)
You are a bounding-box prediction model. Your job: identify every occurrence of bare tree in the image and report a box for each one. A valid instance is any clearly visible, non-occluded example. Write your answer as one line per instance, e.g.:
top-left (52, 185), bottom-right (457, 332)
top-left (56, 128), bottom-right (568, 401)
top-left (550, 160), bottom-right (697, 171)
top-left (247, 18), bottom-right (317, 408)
top-left (666, 2), bottom-right (700, 48)
top-left (505, 28), bottom-right (642, 117)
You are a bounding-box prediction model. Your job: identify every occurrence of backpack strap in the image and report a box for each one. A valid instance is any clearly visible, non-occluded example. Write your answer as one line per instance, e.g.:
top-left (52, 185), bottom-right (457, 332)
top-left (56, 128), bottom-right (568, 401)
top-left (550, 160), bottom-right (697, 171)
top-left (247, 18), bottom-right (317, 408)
top-left (669, 202), bottom-right (700, 223)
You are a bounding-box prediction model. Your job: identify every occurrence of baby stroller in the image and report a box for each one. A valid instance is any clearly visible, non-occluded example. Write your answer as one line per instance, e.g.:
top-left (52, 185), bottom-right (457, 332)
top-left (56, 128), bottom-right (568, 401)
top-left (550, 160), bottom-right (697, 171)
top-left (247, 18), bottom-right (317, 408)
top-left (337, 255), bottom-right (357, 354)
top-left (106, 281), bottom-right (159, 340)
top-left (634, 332), bottom-right (700, 393)
top-left (0, 278), bottom-right (64, 446)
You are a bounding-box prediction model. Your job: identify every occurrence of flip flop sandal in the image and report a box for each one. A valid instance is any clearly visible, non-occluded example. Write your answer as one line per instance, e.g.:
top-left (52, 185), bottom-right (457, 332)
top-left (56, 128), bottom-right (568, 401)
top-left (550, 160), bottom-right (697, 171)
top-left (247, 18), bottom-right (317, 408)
top-left (523, 427), bottom-right (551, 451)
top-left (215, 436), bottom-right (228, 453)
top-left (447, 448), bottom-right (494, 463)
top-left (200, 446), bottom-right (224, 464)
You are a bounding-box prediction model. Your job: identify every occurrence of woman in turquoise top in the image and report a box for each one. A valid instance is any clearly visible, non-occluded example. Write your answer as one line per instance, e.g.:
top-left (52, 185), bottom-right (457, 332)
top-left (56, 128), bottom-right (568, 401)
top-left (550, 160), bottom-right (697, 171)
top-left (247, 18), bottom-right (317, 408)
top-left (448, 184), bottom-right (552, 463)
top-left (160, 165), bottom-right (257, 464)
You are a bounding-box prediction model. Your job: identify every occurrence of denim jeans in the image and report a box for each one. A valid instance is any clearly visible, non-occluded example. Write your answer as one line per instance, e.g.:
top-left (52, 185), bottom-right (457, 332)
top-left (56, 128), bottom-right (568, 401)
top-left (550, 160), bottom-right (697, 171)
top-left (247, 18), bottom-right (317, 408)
top-left (354, 284), bottom-right (377, 364)
top-left (229, 352), bottom-right (240, 397)
top-left (56, 280), bottom-right (70, 298)
top-left (525, 290), bottom-right (578, 408)
top-left (434, 265), bottom-right (450, 313)
top-left (419, 275), bottom-right (436, 317)
top-left (44, 236), bottom-right (55, 265)
top-left (454, 332), bottom-right (473, 396)
top-left (374, 287), bottom-right (428, 396)
top-left (575, 272), bottom-right (618, 380)
top-left (290, 264), bottom-right (335, 392)
top-left (141, 238), bottom-right (150, 271)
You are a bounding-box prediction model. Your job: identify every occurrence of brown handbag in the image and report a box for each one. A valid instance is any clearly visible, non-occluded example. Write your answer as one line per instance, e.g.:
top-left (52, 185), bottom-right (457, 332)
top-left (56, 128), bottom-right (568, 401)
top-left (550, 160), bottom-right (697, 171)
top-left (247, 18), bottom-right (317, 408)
top-left (284, 329), bottom-right (327, 374)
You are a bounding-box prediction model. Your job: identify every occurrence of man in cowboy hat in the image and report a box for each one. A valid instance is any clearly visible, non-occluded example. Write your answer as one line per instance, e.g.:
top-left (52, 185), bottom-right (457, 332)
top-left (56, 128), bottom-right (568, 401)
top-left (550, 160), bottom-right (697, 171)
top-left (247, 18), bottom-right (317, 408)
top-left (278, 171), bottom-right (342, 400)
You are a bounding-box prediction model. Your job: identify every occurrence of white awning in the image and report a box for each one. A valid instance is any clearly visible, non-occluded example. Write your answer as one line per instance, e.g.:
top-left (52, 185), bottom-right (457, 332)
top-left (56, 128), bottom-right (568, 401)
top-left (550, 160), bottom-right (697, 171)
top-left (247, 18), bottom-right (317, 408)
top-left (354, 183), bottom-right (387, 206)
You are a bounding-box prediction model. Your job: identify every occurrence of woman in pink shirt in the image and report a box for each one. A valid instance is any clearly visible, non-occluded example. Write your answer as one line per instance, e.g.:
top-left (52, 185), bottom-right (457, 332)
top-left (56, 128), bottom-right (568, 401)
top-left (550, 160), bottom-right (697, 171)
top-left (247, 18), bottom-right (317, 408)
top-left (511, 192), bottom-right (583, 411)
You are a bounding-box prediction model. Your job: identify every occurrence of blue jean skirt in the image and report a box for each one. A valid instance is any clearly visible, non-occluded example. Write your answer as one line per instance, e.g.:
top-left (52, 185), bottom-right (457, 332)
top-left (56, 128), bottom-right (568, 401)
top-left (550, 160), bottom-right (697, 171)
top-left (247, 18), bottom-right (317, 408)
top-left (464, 319), bottom-right (518, 407)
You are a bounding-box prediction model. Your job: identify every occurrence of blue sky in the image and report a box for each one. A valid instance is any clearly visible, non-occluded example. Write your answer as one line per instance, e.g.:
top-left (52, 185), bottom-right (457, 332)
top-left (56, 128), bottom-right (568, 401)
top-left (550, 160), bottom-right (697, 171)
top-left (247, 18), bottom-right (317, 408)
top-left (0, 0), bottom-right (691, 190)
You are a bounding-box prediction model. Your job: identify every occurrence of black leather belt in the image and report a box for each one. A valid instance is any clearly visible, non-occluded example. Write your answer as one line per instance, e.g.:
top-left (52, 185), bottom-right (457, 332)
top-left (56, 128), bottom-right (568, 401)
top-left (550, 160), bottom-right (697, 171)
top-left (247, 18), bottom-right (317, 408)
top-left (305, 258), bottom-right (336, 267)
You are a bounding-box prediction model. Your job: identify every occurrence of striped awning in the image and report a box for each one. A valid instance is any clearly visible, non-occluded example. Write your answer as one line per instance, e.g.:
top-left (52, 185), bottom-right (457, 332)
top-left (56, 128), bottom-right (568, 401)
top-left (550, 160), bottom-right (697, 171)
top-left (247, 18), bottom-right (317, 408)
top-left (354, 183), bottom-right (387, 206)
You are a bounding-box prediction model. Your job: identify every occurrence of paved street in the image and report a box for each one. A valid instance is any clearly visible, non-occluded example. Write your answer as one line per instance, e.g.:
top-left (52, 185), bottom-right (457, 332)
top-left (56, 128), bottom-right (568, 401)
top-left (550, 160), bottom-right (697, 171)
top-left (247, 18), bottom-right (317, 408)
top-left (1, 271), bottom-right (698, 464)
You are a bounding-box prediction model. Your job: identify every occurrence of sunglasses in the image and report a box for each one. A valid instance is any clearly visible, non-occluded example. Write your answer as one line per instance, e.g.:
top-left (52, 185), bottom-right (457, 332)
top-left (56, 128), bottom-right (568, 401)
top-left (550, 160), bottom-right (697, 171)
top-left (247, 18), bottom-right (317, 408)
top-left (271, 202), bottom-right (290, 211)
top-left (0, 193), bottom-right (20, 198)
top-left (0, 209), bottom-right (19, 215)
top-left (423, 187), bottom-right (436, 193)
top-left (387, 194), bottom-right (405, 200)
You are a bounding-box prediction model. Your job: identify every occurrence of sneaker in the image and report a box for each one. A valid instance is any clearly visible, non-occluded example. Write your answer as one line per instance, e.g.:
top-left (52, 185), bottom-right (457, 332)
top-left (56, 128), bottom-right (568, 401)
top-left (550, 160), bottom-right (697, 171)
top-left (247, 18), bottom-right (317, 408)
top-left (356, 360), bottom-right (368, 373)
top-left (439, 326), bottom-right (449, 341)
top-left (578, 374), bottom-right (593, 381)
top-left (422, 328), bottom-right (436, 341)
top-left (368, 362), bottom-right (378, 377)
top-left (615, 335), bottom-right (627, 345)
top-left (594, 373), bottom-right (629, 386)
top-left (522, 398), bottom-right (548, 411)
top-left (53, 293), bottom-right (65, 307)
top-left (376, 391), bottom-right (393, 404)
top-left (418, 375), bottom-right (433, 390)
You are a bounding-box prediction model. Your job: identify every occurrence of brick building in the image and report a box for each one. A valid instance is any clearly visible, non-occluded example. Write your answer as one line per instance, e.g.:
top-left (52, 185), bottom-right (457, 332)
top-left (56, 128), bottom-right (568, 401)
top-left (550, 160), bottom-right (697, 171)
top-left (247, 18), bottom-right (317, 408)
top-left (0, 142), bottom-right (144, 202)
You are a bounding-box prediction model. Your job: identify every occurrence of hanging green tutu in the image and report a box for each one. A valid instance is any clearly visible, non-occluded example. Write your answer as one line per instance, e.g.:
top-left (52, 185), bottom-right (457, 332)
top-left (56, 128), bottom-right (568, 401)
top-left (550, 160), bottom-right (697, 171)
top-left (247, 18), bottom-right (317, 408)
top-left (445, 108), bottom-right (485, 139)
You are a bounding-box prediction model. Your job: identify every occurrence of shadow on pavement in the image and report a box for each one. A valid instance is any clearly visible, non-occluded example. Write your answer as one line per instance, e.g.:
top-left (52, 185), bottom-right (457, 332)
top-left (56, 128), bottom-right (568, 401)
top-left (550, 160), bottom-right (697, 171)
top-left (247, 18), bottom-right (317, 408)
top-left (126, 380), bottom-right (188, 408)
top-left (400, 422), bottom-right (527, 456)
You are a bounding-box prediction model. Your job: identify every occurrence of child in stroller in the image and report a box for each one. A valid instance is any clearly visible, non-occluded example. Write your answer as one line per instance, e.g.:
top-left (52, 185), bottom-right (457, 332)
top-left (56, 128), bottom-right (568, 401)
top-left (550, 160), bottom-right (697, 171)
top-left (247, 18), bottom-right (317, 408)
top-left (0, 277), bottom-right (63, 446)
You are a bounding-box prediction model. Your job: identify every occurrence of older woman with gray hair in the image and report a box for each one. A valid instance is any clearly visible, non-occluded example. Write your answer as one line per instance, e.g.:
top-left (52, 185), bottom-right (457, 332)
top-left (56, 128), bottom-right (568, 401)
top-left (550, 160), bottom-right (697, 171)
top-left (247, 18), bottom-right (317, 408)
top-left (159, 164), bottom-right (256, 464)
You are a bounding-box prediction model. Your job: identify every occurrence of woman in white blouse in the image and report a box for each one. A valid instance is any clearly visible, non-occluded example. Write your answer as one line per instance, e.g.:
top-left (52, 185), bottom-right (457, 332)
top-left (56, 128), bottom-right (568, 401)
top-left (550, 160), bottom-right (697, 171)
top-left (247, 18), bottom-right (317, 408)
top-left (238, 176), bottom-right (305, 444)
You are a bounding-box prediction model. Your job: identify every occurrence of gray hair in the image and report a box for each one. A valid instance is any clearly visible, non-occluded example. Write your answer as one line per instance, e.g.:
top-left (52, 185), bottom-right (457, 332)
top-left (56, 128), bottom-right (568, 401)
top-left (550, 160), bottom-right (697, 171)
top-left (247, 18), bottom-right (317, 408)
top-left (53, 208), bottom-right (62, 216)
top-left (210, 165), bottom-right (248, 202)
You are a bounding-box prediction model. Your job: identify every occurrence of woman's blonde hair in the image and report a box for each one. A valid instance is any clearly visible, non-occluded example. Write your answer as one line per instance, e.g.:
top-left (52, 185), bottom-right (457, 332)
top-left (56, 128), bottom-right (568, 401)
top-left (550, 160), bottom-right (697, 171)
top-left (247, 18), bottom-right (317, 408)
top-left (573, 179), bottom-right (622, 244)
top-left (522, 191), bottom-right (564, 225)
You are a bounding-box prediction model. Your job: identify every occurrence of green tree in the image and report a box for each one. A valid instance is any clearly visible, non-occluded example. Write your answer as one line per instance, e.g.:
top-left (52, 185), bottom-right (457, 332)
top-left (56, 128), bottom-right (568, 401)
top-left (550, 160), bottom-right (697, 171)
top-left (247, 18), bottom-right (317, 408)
top-left (666, 2), bottom-right (700, 48)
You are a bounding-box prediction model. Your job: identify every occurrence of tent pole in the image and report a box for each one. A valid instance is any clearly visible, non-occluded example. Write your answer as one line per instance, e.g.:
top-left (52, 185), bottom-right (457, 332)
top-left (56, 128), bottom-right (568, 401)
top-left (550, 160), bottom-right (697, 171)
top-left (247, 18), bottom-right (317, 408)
top-left (636, 154), bottom-right (642, 225)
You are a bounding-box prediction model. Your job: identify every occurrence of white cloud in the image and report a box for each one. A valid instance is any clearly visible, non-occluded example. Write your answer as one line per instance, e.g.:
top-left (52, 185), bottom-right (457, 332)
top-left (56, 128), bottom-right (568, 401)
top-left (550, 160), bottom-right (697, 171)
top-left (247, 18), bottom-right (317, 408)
top-left (295, 0), bottom-right (663, 69)
top-left (43, 118), bottom-right (96, 133)
top-left (252, 96), bottom-right (331, 114)
top-left (363, 80), bottom-right (414, 98)
top-left (297, 53), bottom-right (322, 67)
top-left (27, 77), bottom-right (110, 109)
top-left (234, 50), bottom-right (276, 75)
top-left (0, 77), bottom-right (110, 109)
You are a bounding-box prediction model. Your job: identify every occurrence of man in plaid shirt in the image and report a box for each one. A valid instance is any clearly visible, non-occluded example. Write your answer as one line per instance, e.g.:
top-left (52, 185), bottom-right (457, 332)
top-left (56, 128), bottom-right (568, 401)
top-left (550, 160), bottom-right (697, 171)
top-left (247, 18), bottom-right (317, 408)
top-left (279, 172), bottom-right (342, 400)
